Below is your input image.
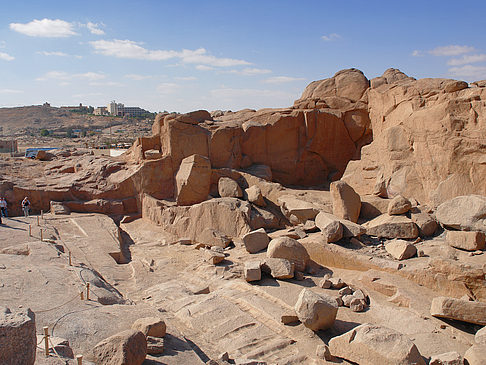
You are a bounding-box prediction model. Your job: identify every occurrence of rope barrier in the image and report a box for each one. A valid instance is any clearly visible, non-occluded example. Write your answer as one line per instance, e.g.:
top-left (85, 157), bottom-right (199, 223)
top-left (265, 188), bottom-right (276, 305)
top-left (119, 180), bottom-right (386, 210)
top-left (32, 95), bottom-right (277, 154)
top-left (34, 292), bottom-right (81, 313)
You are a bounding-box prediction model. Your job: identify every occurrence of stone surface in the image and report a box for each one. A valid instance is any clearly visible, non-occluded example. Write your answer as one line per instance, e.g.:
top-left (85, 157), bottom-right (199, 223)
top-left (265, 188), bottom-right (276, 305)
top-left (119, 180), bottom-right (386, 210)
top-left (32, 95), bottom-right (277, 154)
top-left (204, 249), bottom-right (226, 264)
top-left (387, 195), bottom-right (412, 215)
top-left (0, 307), bottom-right (36, 365)
top-left (330, 277), bottom-right (346, 289)
top-left (244, 260), bottom-right (262, 282)
top-left (328, 323), bottom-right (426, 365)
top-left (385, 239), bottom-right (417, 260)
top-left (242, 228), bottom-right (270, 253)
top-left (131, 317), bottom-right (166, 338)
top-left (245, 185), bottom-right (266, 206)
top-left (429, 351), bottom-right (463, 365)
top-left (364, 214), bottom-right (419, 239)
top-left (315, 211), bottom-right (343, 242)
top-left (476, 326), bottom-right (486, 345)
top-left (294, 289), bottom-right (338, 331)
top-left (446, 230), bottom-right (485, 251)
top-left (50, 200), bottom-right (71, 215)
top-left (261, 258), bottom-right (294, 279)
top-left (316, 344), bottom-right (333, 361)
top-left (330, 180), bottom-right (361, 223)
top-left (92, 329), bottom-right (147, 365)
top-left (360, 195), bottom-right (390, 219)
top-left (430, 297), bottom-right (486, 325)
top-left (266, 236), bottom-right (310, 271)
top-left (198, 228), bottom-right (232, 248)
top-left (277, 194), bottom-right (320, 224)
top-left (436, 195), bottom-right (486, 232)
top-left (411, 211), bottom-right (438, 237)
top-left (464, 345), bottom-right (486, 365)
top-left (218, 177), bottom-right (243, 198)
top-left (176, 154), bottom-right (212, 206)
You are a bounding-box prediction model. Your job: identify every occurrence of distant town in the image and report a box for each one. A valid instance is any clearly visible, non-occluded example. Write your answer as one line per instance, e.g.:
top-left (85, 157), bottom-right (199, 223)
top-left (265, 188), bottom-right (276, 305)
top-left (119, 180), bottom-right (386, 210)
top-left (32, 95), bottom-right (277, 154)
top-left (44, 100), bottom-right (153, 118)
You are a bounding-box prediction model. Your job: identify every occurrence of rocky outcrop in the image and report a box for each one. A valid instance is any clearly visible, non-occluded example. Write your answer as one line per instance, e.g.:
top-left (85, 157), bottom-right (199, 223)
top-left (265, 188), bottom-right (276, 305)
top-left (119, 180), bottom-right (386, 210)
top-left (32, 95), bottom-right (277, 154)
top-left (385, 239), bottom-right (417, 260)
top-left (342, 69), bottom-right (486, 207)
top-left (328, 323), bottom-right (426, 365)
top-left (436, 195), bottom-right (486, 232)
top-left (330, 180), bottom-right (361, 223)
top-left (446, 230), bottom-right (485, 251)
top-left (266, 237), bottom-right (310, 272)
top-left (364, 214), bottom-right (418, 239)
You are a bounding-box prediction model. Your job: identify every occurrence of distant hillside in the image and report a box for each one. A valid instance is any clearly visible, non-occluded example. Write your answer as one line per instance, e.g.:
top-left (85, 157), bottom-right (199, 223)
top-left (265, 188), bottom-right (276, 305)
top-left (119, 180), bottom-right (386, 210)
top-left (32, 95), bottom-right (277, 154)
top-left (0, 105), bottom-right (122, 135)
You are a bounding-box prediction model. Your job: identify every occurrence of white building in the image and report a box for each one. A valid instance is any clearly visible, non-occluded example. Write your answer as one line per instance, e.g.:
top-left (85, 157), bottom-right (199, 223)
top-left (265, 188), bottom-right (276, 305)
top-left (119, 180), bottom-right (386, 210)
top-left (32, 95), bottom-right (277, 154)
top-left (107, 101), bottom-right (149, 117)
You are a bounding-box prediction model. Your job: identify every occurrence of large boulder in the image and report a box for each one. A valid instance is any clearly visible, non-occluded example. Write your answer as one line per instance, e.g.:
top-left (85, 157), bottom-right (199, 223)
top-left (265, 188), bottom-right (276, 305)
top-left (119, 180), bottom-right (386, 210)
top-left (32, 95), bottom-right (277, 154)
top-left (245, 185), bottom-right (266, 207)
top-left (266, 236), bottom-right (310, 271)
top-left (244, 260), bottom-right (262, 282)
top-left (328, 323), bottom-right (426, 365)
top-left (175, 154), bottom-right (212, 206)
top-left (429, 352), bottom-right (463, 365)
top-left (436, 195), bottom-right (486, 232)
top-left (464, 345), bottom-right (486, 365)
top-left (131, 317), bottom-right (166, 338)
top-left (330, 180), bottom-right (361, 223)
top-left (0, 307), bottom-right (36, 365)
top-left (364, 214), bottom-right (418, 239)
top-left (294, 289), bottom-right (338, 331)
top-left (92, 329), bottom-right (147, 365)
top-left (387, 195), bottom-right (412, 215)
top-left (277, 195), bottom-right (320, 224)
top-left (218, 177), bottom-right (243, 198)
top-left (476, 326), bottom-right (486, 345)
top-left (242, 228), bottom-right (270, 253)
top-left (411, 211), bottom-right (438, 237)
top-left (197, 228), bottom-right (232, 248)
top-left (385, 239), bottom-right (417, 260)
top-left (315, 211), bottom-right (343, 242)
top-left (430, 297), bottom-right (486, 325)
top-left (446, 230), bottom-right (485, 251)
top-left (261, 258), bottom-right (295, 279)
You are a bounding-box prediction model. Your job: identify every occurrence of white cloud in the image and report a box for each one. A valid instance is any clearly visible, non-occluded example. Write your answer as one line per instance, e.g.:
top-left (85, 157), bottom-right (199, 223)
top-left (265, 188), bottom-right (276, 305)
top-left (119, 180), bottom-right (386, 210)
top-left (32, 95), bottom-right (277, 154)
top-left (448, 54), bottom-right (486, 66)
top-left (0, 52), bottom-right (14, 61)
top-left (175, 76), bottom-right (197, 81)
top-left (0, 88), bottom-right (22, 94)
top-left (157, 82), bottom-right (179, 94)
top-left (195, 65), bottom-right (214, 71)
top-left (125, 74), bottom-right (152, 80)
top-left (411, 50), bottom-right (423, 57)
top-left (429, 45), bottom-right (475, 56)
top-left (264, 76), bottom-right (305, 84)
top-left (321, 33), bottom-right (341, 41)
top-left (448, 65), bottom-right (486, 80)
top-left (86, 22), bottom-right (105, 35)
top-left (10, 18), bottom-right (77, 38)
top-left (37, 51), bottom-right (69, 57)
top-left (36, 71), bottom-right (106, 82)
top-left (228, 67), bottom-right (272, 76)
top-left (90, 39), bottom-right (251, 67)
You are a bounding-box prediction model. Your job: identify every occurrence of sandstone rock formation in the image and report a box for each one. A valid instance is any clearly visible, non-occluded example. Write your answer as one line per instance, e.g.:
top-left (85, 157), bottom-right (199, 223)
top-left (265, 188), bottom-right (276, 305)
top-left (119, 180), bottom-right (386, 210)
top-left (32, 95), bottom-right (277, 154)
top-left (266, 237), bottom-right (310, 272)
top-left (328, 323), bottom-right (426, 365)
top-left (315, 211), bottom-right (343, 242)
top-left (385, 239), bottom-right (417, 260)
top-left (430, 297), bottom-right (486, 325)
top-left (242, 228), bottom-right (269, 253)
top-left (436, 195), bottom-right (486, 232)
top-left (446, 230), bottom-right (485, 251)
top-left (176, 154), bottom-right (212, 205)
top-left (330, 180), bottom-right (361, 223)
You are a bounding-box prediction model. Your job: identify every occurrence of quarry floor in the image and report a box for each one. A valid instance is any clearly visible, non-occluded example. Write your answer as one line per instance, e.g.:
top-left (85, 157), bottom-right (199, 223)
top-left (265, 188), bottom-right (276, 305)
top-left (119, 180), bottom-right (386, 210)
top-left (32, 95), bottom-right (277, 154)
top-left (0, 212), bottom-right (483, 364)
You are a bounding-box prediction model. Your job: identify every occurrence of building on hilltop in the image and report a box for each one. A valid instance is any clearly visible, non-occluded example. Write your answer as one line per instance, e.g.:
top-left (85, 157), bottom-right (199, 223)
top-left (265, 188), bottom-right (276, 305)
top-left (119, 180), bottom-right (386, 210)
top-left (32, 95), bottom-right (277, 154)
top-left (107, 100), bottom-right (149, 117)
top-left (94, 106), bottom-right (109, 116)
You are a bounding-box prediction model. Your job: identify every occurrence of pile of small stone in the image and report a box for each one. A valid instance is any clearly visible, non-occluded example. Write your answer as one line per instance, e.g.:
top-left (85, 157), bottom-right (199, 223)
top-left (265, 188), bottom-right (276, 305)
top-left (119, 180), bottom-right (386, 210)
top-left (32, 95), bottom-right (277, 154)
top-left (318, 274), bottom-right (368, 312)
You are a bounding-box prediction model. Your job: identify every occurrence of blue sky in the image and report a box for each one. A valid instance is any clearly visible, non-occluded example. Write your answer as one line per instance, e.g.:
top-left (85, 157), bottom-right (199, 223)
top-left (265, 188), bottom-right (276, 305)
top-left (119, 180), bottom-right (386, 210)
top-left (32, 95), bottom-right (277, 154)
top-left (1, 0), bottom-right (486, 112)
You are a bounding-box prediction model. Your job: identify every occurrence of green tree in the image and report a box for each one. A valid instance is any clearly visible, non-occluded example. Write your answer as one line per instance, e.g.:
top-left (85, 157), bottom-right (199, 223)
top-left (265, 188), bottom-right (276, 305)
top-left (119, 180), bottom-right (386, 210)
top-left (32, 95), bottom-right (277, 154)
top-left (40, 129), bottom-right (49, 136)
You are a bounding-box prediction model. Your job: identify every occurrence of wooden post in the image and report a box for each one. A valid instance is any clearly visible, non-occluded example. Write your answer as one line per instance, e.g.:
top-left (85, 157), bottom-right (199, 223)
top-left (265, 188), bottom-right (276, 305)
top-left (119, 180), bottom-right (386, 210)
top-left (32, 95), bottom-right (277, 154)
top-left (86, 283), bottom-right (90, 300)
top-left (28, 225), bottom-right (32, 237)
top-left (80, 291), bottom-right (84, 300)
top-left (41, 210), bottom-right (44, 219)
top-left (37, 216), bottom-right (39, 226)
top-left (40, 229), bottom-right (43, 241)
top-left (69, 251), bottom-right (72, 266)
top-left (76, 354), bottom-right (83, 365)
top-left (43, 326), bottom-right (49, 357)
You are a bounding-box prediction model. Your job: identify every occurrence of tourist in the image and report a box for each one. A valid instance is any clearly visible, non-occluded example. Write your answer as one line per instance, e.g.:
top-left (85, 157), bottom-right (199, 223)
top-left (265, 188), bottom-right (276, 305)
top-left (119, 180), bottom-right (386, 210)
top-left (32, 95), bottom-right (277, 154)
top-left (21, 197), bottom-right (30, 217)
top-left (0, 197), bottom-right (7, 218)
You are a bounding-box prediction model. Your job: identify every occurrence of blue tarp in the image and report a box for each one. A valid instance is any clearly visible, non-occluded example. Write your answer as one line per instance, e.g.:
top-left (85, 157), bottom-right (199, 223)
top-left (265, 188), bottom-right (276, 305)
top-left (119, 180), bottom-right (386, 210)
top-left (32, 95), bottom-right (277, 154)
top-left (24, 147), bottom-right (59, 158)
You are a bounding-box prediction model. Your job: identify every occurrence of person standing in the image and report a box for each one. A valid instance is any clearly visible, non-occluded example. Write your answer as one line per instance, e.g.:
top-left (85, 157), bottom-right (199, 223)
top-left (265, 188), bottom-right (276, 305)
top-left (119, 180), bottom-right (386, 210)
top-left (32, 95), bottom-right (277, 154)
top-left (21, 197), bottom-right (30, 217)
top-left (0, 197), bottom-right (7, 218)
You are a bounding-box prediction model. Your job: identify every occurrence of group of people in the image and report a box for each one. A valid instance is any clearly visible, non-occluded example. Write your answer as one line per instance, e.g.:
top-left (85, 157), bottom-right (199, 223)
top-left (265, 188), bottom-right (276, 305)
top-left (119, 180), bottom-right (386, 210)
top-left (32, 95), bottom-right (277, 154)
top-left (0, 196), bottom-right (31, 224)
